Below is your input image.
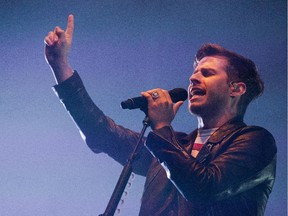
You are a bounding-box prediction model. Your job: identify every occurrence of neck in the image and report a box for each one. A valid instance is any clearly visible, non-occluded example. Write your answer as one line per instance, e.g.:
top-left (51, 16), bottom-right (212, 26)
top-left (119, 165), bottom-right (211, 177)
top-left (197, 112), bottom-right (240, 129)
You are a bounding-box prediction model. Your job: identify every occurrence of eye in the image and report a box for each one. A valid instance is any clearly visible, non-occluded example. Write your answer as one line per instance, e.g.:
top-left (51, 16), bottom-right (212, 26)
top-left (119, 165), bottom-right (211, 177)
top-left (202, 69), bottom-right (215, 77)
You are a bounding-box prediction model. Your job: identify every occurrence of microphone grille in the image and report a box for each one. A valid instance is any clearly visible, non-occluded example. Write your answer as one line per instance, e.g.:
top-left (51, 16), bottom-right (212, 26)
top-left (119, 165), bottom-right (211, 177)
top-left (169, 88), bottom-right (188, 102)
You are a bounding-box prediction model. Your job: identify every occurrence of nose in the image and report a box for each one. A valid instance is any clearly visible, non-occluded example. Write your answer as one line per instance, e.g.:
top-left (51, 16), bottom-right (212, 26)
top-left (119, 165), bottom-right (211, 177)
top-left (189, 73), bottom-right (201, 86)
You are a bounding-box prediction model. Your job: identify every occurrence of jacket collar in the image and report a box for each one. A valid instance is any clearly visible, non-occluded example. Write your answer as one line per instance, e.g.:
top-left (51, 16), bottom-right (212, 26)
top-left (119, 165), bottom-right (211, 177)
top-left (208, 116), bottom-right (246, 144)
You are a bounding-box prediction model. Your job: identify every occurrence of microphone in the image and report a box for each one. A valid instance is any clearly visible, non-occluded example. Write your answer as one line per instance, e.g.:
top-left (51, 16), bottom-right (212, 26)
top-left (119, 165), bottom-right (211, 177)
top-left (121, 88), bottom-right (188, 110)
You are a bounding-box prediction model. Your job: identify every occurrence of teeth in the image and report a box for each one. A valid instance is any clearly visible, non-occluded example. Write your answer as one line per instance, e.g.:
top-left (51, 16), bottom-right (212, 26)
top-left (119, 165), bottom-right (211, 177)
top-left (190, 88), bottom-right (205, 97)
top-left (189, 89), bottom-right (194, 97)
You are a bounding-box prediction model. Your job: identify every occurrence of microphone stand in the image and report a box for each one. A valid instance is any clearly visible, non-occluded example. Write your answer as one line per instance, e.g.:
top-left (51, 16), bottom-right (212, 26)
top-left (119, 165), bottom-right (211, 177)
top-left (99, 115), bottom-right (150, 216)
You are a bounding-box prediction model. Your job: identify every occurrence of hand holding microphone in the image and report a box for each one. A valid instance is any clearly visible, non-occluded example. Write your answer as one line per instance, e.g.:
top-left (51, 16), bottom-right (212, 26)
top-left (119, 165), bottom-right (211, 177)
top-left (121, 88), bottom-right (187, 110)
top-left (121, 88), bottom-right (188, 130)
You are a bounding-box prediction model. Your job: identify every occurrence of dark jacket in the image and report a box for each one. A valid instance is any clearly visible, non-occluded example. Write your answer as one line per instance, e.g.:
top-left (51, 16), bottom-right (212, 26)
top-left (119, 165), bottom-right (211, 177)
top-left (53, 72), bottom-right (277, 216)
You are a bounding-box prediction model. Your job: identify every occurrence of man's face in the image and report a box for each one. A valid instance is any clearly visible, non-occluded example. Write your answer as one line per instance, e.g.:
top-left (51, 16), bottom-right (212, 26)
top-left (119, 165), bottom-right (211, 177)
top-left (188, 56), bottom-right (231, 117)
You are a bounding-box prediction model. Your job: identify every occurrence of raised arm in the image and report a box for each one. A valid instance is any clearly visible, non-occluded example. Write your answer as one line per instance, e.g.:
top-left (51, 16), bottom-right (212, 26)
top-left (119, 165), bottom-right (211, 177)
top-left (44, 15), bottom-right (74, 84)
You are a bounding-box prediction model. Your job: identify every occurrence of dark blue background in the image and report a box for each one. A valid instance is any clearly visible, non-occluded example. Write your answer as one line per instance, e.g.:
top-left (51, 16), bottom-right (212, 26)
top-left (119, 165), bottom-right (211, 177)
top-left (0, 0), bottom-right (286, 215)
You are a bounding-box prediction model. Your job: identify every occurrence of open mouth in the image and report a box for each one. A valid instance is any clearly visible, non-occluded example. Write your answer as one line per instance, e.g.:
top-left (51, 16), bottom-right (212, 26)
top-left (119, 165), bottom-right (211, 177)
top-left (190, 88), bottom-right (206, 99)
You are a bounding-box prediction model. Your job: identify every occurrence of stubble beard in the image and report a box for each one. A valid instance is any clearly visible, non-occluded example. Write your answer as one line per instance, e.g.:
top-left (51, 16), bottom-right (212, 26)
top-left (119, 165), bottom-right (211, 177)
top-left (188, 94), bottom-right (228, 119)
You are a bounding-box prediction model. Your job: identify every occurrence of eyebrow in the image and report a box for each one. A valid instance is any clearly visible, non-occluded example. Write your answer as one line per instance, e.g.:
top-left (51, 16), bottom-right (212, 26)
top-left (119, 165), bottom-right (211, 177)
top-left (193, 67), bottom-right (217, 74)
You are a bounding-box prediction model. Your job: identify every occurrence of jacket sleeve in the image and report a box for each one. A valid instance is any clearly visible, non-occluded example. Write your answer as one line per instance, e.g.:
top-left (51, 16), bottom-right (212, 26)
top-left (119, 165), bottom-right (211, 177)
top-left (145, 125), bottom-right (277, 201)
top-left (53, 71), bottom-right (152, 176)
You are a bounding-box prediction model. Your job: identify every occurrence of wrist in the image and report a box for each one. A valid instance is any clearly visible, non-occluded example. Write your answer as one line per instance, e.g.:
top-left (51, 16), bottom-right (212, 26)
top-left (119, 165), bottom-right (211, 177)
top-left (49, 61), bottom-right (74, 84)
top-left (152, 122), bottom-right (171, 130)
top-left (48, 57), bottom-right (68, 69)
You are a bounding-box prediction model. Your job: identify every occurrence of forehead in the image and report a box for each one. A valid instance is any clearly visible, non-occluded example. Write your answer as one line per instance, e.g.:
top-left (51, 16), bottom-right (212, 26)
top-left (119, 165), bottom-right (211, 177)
top-left (194, 56), bottom-right (229, 72)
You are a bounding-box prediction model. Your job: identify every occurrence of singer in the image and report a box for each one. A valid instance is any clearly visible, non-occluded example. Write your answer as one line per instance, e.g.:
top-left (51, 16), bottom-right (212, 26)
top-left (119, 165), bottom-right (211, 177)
top-left (44, 15), bottom-right (276, 216)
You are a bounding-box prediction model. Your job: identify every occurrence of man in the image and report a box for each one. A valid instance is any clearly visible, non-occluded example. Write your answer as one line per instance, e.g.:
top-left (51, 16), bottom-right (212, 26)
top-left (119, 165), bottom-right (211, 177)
top-left (44, 15), bottom-right (276, 216)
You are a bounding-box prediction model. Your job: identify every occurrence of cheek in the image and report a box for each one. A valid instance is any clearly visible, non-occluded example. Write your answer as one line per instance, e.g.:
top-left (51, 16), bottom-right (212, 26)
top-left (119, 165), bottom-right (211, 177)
top-left (207, 84), bottom-right (230, 101)
top-left (209, 79), bottom-right (229, 93)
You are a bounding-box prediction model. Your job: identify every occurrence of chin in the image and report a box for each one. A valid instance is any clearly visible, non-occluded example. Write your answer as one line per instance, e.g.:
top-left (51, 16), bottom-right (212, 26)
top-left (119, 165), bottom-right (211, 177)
top-left (188, 104), bottom-right (203, 116)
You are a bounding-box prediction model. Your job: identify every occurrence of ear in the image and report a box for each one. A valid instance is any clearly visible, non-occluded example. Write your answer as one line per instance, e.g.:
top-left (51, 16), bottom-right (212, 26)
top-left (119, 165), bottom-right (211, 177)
top-left (229, 82), bottom-right (246, 97)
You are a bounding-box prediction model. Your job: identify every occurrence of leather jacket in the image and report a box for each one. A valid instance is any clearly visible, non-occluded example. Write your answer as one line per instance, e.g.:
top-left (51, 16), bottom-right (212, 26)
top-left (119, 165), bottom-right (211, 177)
top-left (53, 72), bottom-right (277, 216)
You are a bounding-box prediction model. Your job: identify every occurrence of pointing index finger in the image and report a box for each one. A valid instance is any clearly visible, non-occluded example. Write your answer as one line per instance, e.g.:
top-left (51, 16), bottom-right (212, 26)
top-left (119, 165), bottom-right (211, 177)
top-left (66, 14), bottom-right (74, 37)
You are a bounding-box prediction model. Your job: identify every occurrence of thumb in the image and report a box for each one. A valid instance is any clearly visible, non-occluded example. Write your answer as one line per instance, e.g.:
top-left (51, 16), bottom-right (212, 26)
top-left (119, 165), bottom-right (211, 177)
top-left (173, 101), bottom-right (184, 114)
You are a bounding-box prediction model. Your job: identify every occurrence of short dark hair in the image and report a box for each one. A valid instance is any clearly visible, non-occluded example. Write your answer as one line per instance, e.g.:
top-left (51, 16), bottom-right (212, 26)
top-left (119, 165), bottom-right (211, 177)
top-left (195, 43), bottom-right (264, 115)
